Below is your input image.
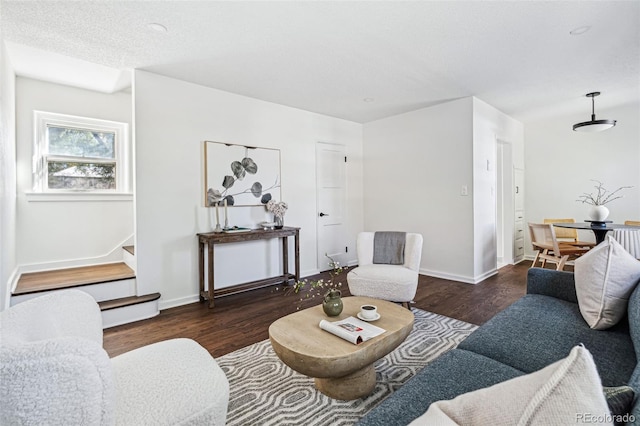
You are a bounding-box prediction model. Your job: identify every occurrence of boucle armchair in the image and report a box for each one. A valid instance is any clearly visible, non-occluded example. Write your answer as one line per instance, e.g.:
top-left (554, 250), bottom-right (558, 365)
top-left (0, 290), bottom-right (229, 425)
top-left (347, 232), bottom-right (423, 307)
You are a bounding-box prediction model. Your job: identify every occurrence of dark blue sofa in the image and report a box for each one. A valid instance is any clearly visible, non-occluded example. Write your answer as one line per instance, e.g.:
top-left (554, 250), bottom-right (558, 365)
top-left (358, 268), bottom-right (640, 425)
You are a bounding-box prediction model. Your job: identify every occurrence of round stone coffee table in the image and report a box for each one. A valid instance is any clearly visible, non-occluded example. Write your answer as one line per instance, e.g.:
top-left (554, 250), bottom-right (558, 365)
top-left (268, 296), bottom-right (414, 400)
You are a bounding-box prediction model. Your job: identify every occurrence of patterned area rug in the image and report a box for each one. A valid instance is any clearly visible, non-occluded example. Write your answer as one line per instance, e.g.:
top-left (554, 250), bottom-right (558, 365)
top-left (216, 309), bottom-right (477, 426)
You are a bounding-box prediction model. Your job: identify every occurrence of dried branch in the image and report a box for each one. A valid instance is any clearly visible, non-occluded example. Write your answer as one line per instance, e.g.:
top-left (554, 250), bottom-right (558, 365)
top-left (576, 180), bottom-right (633, 206)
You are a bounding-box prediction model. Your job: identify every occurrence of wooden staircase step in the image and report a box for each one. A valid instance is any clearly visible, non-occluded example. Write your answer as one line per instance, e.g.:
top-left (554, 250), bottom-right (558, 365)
top-left (123, 245), bottom-right (135, 255)
top-left (14, 263), bottom-right (135, 296)
top-left (98, 293), bottom-right (161, 311)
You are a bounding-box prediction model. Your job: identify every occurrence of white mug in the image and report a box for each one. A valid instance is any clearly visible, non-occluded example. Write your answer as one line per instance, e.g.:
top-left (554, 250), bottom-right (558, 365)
top-left (360, 304), bottom-right (378, 320)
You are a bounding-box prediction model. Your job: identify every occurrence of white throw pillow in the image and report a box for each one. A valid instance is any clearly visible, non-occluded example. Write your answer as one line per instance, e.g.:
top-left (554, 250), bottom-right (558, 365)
top-left (409, 346), bottom-right (612, 425)
top-left (575, 235), bottom-right (640, 330)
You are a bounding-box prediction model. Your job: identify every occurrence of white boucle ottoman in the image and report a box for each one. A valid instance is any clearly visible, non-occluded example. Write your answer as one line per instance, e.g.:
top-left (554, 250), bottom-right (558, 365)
top-left (112, 338), bottom-right (229, 426)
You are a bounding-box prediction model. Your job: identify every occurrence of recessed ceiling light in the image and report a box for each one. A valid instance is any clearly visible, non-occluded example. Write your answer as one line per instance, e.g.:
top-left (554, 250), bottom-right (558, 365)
top-left (363, 98), bottom-right (375, 103)
top-left (147, 23), bottom-right (168, 33)
top-left (570, 25), bottom-right (591, 36)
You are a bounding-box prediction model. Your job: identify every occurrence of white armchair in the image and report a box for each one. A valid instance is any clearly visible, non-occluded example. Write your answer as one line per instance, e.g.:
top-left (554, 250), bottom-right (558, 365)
top-left (0, 290), bottom-right (229, 425)
top-left (347, 232), bottom-right (423, 307)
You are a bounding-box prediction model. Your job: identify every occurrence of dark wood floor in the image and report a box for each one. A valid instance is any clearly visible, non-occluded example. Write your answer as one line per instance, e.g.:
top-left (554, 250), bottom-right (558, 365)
top-left (103, 262), bottom-right (531, 358)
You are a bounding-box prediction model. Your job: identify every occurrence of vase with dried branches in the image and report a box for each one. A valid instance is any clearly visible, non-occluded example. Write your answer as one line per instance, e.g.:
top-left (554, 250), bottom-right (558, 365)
top-left (577, 180), bottom-right (633, 222)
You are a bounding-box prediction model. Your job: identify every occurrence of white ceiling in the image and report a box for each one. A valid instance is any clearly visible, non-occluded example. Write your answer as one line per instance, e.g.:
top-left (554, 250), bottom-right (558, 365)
top-left (1, 1), bottom-right (639, 123)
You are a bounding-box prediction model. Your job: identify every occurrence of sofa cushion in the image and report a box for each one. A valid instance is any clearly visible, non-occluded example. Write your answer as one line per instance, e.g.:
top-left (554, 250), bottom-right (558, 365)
top-left (409, 346), bottom-right (611, 425)
top-left (575, 235), bottom-right (640, 330)
top-left (356, 349), bottom-right (524, 426)
top-left (603, 386), bottom-right (635, 418)
top-left (457, 294), bottom-right (636, 386)
top-left (526, 268), bottom-right (578, 303)
top-left (627, 283), bottom-right (640, 425)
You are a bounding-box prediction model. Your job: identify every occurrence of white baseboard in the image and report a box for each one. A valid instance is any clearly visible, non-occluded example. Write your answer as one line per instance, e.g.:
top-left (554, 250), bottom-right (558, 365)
top-left (473, 268), bottom-right (499, 283)
top-left (300, 268), bottom-right (320, 278)
top-left (419, 268), bottom-right (498, 285)
top-left (159, 268), bottom-right (321, 311)
top-left (2, 268), bottom-right (19, 310)
top-left (159, 294), bottom-right (200, 311)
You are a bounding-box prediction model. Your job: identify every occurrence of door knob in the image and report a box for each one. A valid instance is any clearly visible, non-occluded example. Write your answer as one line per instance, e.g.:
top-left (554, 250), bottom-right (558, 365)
top-left (319, 212), bottom-right (329, 217)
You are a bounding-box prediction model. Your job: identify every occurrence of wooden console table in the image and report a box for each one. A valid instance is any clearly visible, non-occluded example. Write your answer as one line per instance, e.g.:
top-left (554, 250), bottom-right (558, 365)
top-left (197, 226), bottom-right (300, 308)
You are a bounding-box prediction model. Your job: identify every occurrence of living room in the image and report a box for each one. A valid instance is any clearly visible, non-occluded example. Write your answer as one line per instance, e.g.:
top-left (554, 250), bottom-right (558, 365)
top-left (1, 1), bottom-right (639, 425)
top-left (1, 0), bottom-right (638, 313)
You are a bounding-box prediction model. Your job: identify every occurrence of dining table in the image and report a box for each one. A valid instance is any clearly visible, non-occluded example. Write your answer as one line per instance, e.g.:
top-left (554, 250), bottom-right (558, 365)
top-left (552, 221), bottom-right (638, 245)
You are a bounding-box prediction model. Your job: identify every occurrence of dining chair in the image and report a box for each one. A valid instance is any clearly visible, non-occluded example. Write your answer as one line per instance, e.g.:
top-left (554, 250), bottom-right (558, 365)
top-left (625, 220), bottom-right (640, 226)
top-left (528, 223), bottom-right (591, 271)
top-left (613, 228), bottom-right (640, 259)
top-left (543, 218), bottom-right (595, 248)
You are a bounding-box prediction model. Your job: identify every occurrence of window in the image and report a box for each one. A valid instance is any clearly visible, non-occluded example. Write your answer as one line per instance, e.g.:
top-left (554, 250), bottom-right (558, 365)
top-left (33, 111), bottom-right (129, 193)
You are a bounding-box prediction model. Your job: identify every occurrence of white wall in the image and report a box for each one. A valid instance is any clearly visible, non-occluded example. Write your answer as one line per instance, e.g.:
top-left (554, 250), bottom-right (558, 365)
top-left (472, 98), bottom-right (524, 277)
top-left (525, 100), bottom-right (640, 254)
top-left (133, 70), bottom-right (362, 308)
top-left (14, 77), bottom-right (133, 269)
top-left (363, 97), bottom-right (523, 283)
top-left (363, 98), bottom-right (476, 280)
top-left (0, 40), bottom-right (17, 309)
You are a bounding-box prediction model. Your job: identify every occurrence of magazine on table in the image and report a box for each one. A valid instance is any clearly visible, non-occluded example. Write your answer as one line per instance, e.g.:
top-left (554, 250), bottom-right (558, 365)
top-left (319, 316), bottom-right (386, 345)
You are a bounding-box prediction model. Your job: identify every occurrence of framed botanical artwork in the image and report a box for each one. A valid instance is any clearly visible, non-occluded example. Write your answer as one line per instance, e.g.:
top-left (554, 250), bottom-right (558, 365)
top-left (204, 141), bottom-right (281, 207)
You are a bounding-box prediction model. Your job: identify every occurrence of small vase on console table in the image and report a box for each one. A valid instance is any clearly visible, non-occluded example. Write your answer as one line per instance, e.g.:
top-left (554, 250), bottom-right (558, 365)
top-left (275, 215), bottom-right (284, 229)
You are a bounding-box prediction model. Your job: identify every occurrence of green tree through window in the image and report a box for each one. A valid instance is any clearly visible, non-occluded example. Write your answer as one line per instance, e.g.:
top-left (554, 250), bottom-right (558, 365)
top-left (34, 111), bottom-right (128, 192)
top-left (48, 126), bottom-right (115, 158)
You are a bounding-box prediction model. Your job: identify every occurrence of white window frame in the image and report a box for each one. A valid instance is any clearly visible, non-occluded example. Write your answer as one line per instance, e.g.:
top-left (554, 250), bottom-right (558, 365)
top-left (32, 111), bottom-right (131, 195)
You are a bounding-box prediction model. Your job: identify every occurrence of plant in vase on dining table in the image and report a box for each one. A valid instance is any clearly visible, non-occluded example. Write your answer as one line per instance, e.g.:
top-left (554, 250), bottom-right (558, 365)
top-left (577, 180), bottom-right (633, 222)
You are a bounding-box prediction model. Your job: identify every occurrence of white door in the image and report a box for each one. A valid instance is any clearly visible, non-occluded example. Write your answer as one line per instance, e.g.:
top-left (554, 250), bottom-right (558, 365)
top-left (316, 142), bottom-right (347, 272)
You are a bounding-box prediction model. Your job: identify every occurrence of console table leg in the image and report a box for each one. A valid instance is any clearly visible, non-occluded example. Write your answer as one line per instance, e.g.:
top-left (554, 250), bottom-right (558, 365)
top-left (199, 241), bottom-right (205, 302)
top-left (282, 236), bottom-right (289, 283)
top-left (208, 242), bottom-right (215, 308)
top-left (294, 231), bottom-right (300, 281)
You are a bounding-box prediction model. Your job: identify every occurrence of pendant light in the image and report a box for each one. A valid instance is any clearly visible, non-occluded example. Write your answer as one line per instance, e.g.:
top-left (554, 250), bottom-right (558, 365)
top-left (573, 92), bottom-right (617, 132)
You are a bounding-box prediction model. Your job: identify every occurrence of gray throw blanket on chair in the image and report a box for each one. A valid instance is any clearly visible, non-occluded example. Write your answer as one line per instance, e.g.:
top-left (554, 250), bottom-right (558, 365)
top-left (373, 231), bottom-right (406, 265)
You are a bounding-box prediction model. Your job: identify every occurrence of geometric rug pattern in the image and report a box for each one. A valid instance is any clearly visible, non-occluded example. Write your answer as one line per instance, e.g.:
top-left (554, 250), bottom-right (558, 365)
top-left (216, 309), bottom-right (478, 426)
